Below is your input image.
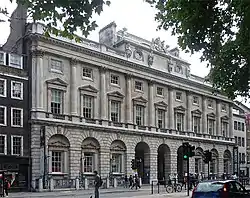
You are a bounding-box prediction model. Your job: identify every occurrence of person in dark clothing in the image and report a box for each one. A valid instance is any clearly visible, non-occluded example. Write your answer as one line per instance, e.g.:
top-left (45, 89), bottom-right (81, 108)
top-left (4, 179), bottom-right (9, 197)
top-left (93, 171), bottom-right (101, 198)
top-left (129, 175), bottom-right (133, 189)
top-left (124, 175), bottom-right (128, 188)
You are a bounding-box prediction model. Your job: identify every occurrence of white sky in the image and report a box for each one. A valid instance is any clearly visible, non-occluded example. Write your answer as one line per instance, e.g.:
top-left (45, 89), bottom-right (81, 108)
top-left (0, 0), bottom-right (249, 107)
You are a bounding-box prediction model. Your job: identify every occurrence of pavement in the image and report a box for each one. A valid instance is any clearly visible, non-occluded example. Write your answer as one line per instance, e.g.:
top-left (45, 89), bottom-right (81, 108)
top-left (6, 186), bottom-right (192, 198)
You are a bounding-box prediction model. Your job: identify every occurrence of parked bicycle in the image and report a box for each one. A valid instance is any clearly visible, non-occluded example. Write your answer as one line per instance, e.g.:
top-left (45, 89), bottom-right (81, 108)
top-left (166, 180), bottom-right (184, 193)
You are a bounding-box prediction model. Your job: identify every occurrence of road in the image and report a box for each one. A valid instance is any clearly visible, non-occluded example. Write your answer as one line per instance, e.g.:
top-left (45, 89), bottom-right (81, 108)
top-left (7, 187), bottom-right (192, 198)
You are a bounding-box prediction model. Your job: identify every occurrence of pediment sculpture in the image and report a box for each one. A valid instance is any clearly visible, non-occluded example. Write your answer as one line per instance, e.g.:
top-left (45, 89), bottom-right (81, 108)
top-left (125, 43), bottom-right (132, 58)
top-left (147, 51), bottom-right (154, 66)
top-left (151, 37), bottom-right (169, 53)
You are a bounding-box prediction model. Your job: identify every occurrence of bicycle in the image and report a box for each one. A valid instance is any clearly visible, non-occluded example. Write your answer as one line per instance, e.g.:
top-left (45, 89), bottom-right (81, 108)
top-left (166, 182), bottom-right (183, 193)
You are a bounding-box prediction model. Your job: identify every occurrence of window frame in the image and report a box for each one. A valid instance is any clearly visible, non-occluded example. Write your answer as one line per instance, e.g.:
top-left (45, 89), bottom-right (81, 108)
top-left (0, 51), bottom-right (6, 65)
top-left (11, 135), bottom-right (23, 156)
top-left (0, 134), bottom-right (7, 155)
top-left (208, 119), bottom-right (215, 135)
top-left (0, 78), bottom-right (7, 97)
top-left (51, 89), bottom-right (64, 115)
top-left (110, 74), bottom-right (120, 86)
top-left (221, 103), bottom-right (227, 112)
top-left (135, 105), bottom-right (144, 126)
top-left (207, 99), bottom-right (213, 109)
top-left (135, 81), bottom-right (143, 91)
top-left (157, 109), bottom-right (165, 128)
top-left (83, 152), bottom-right (94, 173)
top-left (193, 96), bottom-right (199, 105)
top-left (11, 81), bottom-right (23, 100)
top-left (176, 112), bottom-right (184, 131)
top-left (0, 106), bottom-right (7, 126)
top-left (176, 92), bottom-right (182, 101)
top-left (82, 67), bottom-right (93, 79)
top-left (110, 100), bottom-right (121, 122)
top-left (8, 54), bottom-right (23, 69)
top-left (51, 150), bottom-right (63, 173)
top-left (156, 87), bottom-right (164, 96)
top-left (82, 95), bottom-right (94, 119)
top-left (193, 116), bottom-right (201, 133)
top-left (11, 107), bottom-right (23, 127)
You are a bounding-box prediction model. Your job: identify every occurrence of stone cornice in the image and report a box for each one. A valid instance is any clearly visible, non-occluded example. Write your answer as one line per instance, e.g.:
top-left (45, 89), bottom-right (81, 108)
top-left (30, 118), bottom-right (235, 146)
top-left (29, 33), bottom-right (232, 103)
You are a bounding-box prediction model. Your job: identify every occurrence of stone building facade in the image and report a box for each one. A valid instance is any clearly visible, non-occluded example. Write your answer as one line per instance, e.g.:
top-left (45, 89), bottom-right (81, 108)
top-left (26, 22), bottom-right (235, 187)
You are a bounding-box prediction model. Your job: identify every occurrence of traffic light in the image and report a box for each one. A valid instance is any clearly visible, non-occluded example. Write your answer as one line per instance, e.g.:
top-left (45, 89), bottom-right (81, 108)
top-left (189, 145), bottom-right (196, 157)
top-left (203, 150), bottom-right (212, 163)
top-left (182, 142), bottom-right (189, 160)
top-left (131, 159), bottom-right (136, 169)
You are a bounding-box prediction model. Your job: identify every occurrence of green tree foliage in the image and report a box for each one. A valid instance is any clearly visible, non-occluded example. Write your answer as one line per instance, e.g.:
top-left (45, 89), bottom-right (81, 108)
top-left (150, 0), bottom-right (250, 99)
top-left (1, 0), bottom-right (110, 41)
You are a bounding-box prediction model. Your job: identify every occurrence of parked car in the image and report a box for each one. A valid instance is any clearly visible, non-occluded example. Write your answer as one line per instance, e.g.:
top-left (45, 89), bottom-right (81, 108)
top-left (192, 180), bottom-right (250, 198)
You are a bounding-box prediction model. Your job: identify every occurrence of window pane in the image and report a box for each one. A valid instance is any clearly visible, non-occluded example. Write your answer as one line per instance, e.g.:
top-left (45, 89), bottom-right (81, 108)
top-left (12, 82), bottom-right (22, 98)
top-left (83, 96), bottom-right (93, 119)
top-left (51, 90), bottom-right (62, 114)
top-left (12, 137), bottom-right (21, 155)
top-left (52, 151), bottom-right (62, 172)
top-left (136, 105), bottom-right (144, 125)
top-left (51, 59), bottom-right (62, 72)
top-left (84, 153), bottom-right (93, 173)
top-left (111, 101), bottom-right (120, 122)
top-left (158, 110), bottom-right (164, 128)
top-left (176, 113), bottom-right (183, 131)
top-left (0, 107), bottom-right (5, 125)
top-left (111, 153), bottom-right (121, 173)
top-left (0, 80), bottom-right (5, 96)
top-left (0, 136), bottom-right (5, 154)
top-left (82, 68), bottom-right (92, 78)
top-left (135, 81), bottom-right (142, 91)
top-left (12, 109), bottom-right (22, 126)
top-left (111, 75), bottom-right (119, 85)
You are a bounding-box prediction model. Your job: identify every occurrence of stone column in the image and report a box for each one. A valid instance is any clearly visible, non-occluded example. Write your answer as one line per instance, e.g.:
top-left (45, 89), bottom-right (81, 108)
top-left (168, 88), bottom-right (174, 129)
top-left (125, 74), bottom-right (132, 124)
top-left (216, 100), bottom-right (221, 136)
top-left (229, 104), bottom-right (233, 138)
top-left (100, 67), bottom-right (107, 121)
top-left (150, 151), bottom-right (158, 183)
top-left (186, 91), bottom-right (192, 132)
top-left (36, 50), bottom-right (44, 110)
top-left (69, 149), bottom-right (81, 179)
top-left (148, 81), bottom-right (155, 127)
top-left (99, 148), bottom-right (110, 178)
top-left (70, 59), bottom-right (78, 116)
top-left (202, 96), bottom-right (207, 133)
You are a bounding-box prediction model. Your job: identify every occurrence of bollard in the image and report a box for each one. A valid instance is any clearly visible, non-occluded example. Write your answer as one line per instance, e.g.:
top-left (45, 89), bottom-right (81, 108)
top-left (106, 177), bottom-right (109, 189)
top-left (139, 178), bottom-right (142, 187)
top-left (75, 178), bottom-right (79, 190)
top-left (114, 177), bottom-right (117, 188)
top-left (151, 181), bottom-right (154, 194)
top-left (50, 178), bottom-right (54, 191)
top-left (38, 178), bottom-right (43, 192)
top-left (157, 182), bottom-right (160, 194)
top-left (84, 178), bottom-right (88, 189)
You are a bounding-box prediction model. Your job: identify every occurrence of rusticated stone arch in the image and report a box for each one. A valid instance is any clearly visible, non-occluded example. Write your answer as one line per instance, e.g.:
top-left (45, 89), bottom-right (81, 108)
top-left (223, 149), bottom-right (232, 175)
top-left (105, 133), bottom-right (129, 149)
top-left (196, 147), bottom-right (203, 156)
top-left (81, 137), bottom-right (100, 174)
top-left (110, 140), bottom-right (127, 174)
top-left (45, 126), bottom-right (75, 148)
top-left (210, 148), bottom-right (219, 177)
top-left (157, 144), bottom-right (171, 181)
top-left (78, 129), bottom-right (104, 148)
top-left (127, 135), bottom-right (145, 151)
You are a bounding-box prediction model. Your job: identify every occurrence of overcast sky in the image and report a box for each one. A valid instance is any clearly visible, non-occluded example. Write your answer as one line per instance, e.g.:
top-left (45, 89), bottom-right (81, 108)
top-left (0, 0), bottom-right (249, 106)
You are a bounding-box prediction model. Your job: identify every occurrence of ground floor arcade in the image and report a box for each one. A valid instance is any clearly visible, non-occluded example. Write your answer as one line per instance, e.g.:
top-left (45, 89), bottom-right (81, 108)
top-left (30, 123), bottom-right (234, 188)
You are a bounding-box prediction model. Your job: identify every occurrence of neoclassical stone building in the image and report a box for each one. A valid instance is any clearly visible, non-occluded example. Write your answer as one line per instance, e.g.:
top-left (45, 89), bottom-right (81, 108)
top-left (26, 22), bottom-right (235, 187)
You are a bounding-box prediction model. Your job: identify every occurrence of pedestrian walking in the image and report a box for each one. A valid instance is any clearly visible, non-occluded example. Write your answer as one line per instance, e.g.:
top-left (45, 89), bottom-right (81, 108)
top-left (129, 175), bottom-right (133, 189)
top-left (4, 179), bottom-right (10, 197)
top-left (93, 171), bottom-right (102, 198)
top-left (124, 175), bottom-right (128, 188)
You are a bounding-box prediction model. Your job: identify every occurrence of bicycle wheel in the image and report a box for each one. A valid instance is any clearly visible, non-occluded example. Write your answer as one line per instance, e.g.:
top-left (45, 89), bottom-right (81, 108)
top-left (166, 185), bottom-right (173, 193)
top-left (176, 184), bottom-right (182, 192)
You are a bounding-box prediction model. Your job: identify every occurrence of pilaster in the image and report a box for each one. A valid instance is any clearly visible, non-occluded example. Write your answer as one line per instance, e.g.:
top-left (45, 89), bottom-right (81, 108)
top-left (170, 153), bottom-right (177, 175)
top-left (34, 50), bottom-right (45, 111)
top-left (148, 81), bottom-right (155, 127)
top-left (125, 74), bottom-right (133, 124)
top-left (186, 91), bottom-right (192, 132)
top-left (69, 149), bottom-right (81, 179)
top-left (100, 67), bottom-right (108, 121)
top-left (70, 58), bottom-right (78, 116)
top-left (126, 151), bottom-right (135, 176)
top-left (168, 87), bottom-right (174, 129)
top-left (229, 104), bottom-right (233, 138)
top-left (216, 100), bottom-right (221, 136)
top-left (99, 148), bottom-right (110, 178)
top-left (202, 96), bottom-right (207, 133)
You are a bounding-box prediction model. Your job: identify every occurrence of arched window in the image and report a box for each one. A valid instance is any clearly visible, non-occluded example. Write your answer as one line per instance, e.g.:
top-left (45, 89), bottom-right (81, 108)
top-left (110, 140), bottom-right (126, 174)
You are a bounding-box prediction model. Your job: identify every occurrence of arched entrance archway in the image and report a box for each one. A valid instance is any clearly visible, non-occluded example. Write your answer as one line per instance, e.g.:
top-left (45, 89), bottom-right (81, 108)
top-left (223, 150), bottom-right (232, 177)
top-left (177, 145), bottom-right (187, 179)
top-left (135, 142), bottom-right (150, 184)
top-left (157, 144), bottom-right (171, 181)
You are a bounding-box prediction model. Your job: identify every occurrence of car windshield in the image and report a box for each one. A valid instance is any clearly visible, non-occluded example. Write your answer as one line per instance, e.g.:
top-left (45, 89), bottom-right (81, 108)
top-left (196, 182), bottom-right (224, 192)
